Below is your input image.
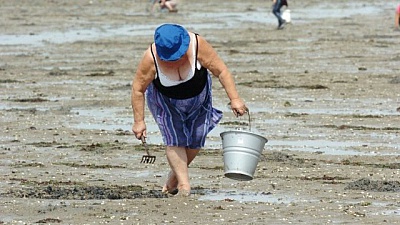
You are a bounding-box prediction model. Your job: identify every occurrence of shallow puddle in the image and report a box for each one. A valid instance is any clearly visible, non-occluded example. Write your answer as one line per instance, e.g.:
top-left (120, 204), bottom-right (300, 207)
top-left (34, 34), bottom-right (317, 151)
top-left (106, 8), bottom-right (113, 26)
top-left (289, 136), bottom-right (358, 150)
top-left (374, 209), bottom-right (400, 216)
top-left (268, 140), bottom-right (399, 156)
top-left (0, 105), bottom-right (52, 112)
top-left (69, 107), bottom-right (225, 147)
top-left (66, 107), bottom-right (399, 156)
top-left (297, 2), bottom-right (380, 19)
top-left (0, 24), bottom-right (154, 47)
top-left (1, 104), bottom-right (397, 156)
top-left (247, 101), bottom-right (399, 116)
top-left (198, 189), bottom-right (304, 204)
top-left (0, 3), bottom-right (381, 47)
top-left (0, 23), bottom-right (221, 47)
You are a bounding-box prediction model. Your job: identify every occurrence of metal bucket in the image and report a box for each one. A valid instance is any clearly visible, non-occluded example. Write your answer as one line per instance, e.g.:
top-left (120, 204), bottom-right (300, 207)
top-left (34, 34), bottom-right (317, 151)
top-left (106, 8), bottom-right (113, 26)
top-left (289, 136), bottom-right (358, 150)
top-left (220, 111), bottom-right (268, 181)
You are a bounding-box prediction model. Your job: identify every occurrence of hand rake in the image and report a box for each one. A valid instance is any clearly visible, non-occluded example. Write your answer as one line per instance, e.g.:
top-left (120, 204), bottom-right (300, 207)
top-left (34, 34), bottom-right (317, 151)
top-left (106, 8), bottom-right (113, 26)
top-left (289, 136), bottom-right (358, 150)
top-left (140, 136), bottom-right (156, 164)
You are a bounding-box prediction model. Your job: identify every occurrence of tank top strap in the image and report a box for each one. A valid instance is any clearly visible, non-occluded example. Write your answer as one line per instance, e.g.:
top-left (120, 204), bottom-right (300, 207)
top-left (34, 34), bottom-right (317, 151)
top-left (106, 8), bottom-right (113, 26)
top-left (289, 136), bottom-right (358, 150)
top-left (194, 33), bottom-right (200, 70)
top-left (149, 44), bottom-right (160, 79)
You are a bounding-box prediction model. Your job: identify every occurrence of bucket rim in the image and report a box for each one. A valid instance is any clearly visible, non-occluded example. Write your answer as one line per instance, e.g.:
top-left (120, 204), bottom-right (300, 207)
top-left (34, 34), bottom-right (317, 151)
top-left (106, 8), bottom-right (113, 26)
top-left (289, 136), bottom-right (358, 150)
top-left (220, 130), bottom-right (268, 142)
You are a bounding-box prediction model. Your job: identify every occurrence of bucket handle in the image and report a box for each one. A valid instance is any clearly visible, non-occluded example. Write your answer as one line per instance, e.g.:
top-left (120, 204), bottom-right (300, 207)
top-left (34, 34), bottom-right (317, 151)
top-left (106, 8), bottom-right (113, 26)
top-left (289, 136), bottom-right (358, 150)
top-left (229, 103), bottom-right (252, 131)
top-left (245, 109), bottom-right (251, 131)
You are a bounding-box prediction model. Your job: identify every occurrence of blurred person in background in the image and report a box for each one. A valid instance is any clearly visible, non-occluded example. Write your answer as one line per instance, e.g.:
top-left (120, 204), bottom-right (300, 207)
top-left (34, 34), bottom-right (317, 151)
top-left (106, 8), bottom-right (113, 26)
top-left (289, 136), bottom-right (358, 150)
top-left (272, 0), bottom-right (288, 29)
top-left (152, 0), bottom-right (178, 13)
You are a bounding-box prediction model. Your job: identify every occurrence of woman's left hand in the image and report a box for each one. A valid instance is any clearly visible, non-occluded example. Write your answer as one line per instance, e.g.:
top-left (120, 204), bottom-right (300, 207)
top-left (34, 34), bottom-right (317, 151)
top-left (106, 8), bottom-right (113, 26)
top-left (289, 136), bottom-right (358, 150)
top-left (230, 98), bottom-right (248, 117)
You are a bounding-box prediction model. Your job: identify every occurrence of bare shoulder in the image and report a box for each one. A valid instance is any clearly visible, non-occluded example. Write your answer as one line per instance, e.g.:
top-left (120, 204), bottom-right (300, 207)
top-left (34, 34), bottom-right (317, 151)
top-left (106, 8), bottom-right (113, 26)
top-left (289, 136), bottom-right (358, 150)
top-left (195, 34), bottom-right (227, 75)
top-left (135, 45), bottom-right (156, 82)
top-left (196, 34), bottom-right (211, 48)
top-left (139, 46), bottom-right (155, 71)
top-left (196, 35), bottom-right (216, 63)
top-left (143, 45), bottom-right (155, 63)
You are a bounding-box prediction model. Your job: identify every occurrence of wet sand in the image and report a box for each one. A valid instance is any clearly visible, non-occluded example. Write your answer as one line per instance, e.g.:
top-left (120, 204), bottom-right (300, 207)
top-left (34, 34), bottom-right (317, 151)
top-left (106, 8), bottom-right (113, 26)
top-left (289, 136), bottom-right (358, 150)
top-left (1, 0), bottom-right (400, 224)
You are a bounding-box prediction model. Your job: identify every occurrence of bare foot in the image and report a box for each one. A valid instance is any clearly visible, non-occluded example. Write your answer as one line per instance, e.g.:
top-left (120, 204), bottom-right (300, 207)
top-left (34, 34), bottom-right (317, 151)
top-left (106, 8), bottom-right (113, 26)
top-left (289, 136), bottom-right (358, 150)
top-left (176, 189), bottom-right (190, 197)
top-left (175, 183), bottom-right (190, 197)
top-left (162, 171), bottom-right (178, 194)
top-left (162, 187), bottom-right (178, 195)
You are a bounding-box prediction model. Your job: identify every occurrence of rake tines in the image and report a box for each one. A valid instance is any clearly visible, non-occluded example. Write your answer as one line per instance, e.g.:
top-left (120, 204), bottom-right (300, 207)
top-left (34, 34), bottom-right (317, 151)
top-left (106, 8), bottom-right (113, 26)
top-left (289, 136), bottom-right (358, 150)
top-left (140, 136), bottom-right (156, 164)
top-left (141, 155), bottom-right (156, 164)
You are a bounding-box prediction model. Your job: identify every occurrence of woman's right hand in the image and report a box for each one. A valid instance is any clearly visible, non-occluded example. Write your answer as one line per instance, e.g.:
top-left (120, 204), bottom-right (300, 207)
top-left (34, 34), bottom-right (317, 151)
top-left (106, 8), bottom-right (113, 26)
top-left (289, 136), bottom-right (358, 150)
top-left (132, 121), bottom-right (147, 140)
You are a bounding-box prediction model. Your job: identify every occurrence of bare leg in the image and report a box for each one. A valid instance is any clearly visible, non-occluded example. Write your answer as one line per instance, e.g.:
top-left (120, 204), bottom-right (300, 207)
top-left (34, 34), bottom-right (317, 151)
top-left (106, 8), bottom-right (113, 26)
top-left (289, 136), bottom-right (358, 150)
top-left (150, 0), bottom-right (159, 13)
top-left (165, 1), bottom-right (178, 12)
top-left (163, 146), bottom-right (199, 195)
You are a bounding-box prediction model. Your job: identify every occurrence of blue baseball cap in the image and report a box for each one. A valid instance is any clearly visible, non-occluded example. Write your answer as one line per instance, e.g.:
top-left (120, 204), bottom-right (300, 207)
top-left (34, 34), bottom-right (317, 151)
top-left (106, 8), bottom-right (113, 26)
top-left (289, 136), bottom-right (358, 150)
top-left (154, 24), bottom-right (190, 61)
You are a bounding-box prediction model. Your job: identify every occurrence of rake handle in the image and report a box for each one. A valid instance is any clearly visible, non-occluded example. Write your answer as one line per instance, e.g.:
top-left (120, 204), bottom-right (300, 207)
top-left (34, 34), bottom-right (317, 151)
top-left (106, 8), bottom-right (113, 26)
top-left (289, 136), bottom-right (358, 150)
top-left (141, 136), bottom-right (151, 156)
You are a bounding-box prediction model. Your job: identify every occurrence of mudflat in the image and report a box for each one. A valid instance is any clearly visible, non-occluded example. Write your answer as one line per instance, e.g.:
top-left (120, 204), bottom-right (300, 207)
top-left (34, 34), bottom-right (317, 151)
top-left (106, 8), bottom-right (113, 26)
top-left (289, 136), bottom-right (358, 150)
top-left (1, 0), bottom-right (399, 224)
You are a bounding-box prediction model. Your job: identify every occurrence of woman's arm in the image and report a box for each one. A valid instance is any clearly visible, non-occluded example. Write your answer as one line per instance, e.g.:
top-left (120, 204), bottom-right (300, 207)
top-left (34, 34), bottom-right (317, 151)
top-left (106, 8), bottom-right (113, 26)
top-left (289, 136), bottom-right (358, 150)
top-left (196, 35), bottom-right (247, 116)
top-left (395, 12), bottom-right (400, 29)
top-left (131, 47), bottom-right (156, 138)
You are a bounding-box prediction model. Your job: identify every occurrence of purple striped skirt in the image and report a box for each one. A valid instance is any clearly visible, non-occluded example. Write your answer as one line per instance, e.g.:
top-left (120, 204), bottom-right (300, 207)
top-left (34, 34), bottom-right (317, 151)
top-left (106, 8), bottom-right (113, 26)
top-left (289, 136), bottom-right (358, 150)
top-left (146, 75), bottom-right (223, 149)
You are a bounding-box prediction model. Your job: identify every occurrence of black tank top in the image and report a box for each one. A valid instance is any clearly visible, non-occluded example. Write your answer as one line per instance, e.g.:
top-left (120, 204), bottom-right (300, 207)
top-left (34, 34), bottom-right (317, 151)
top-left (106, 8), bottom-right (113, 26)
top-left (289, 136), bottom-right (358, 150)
top-left (150, 34), bottom-right (208, 99)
